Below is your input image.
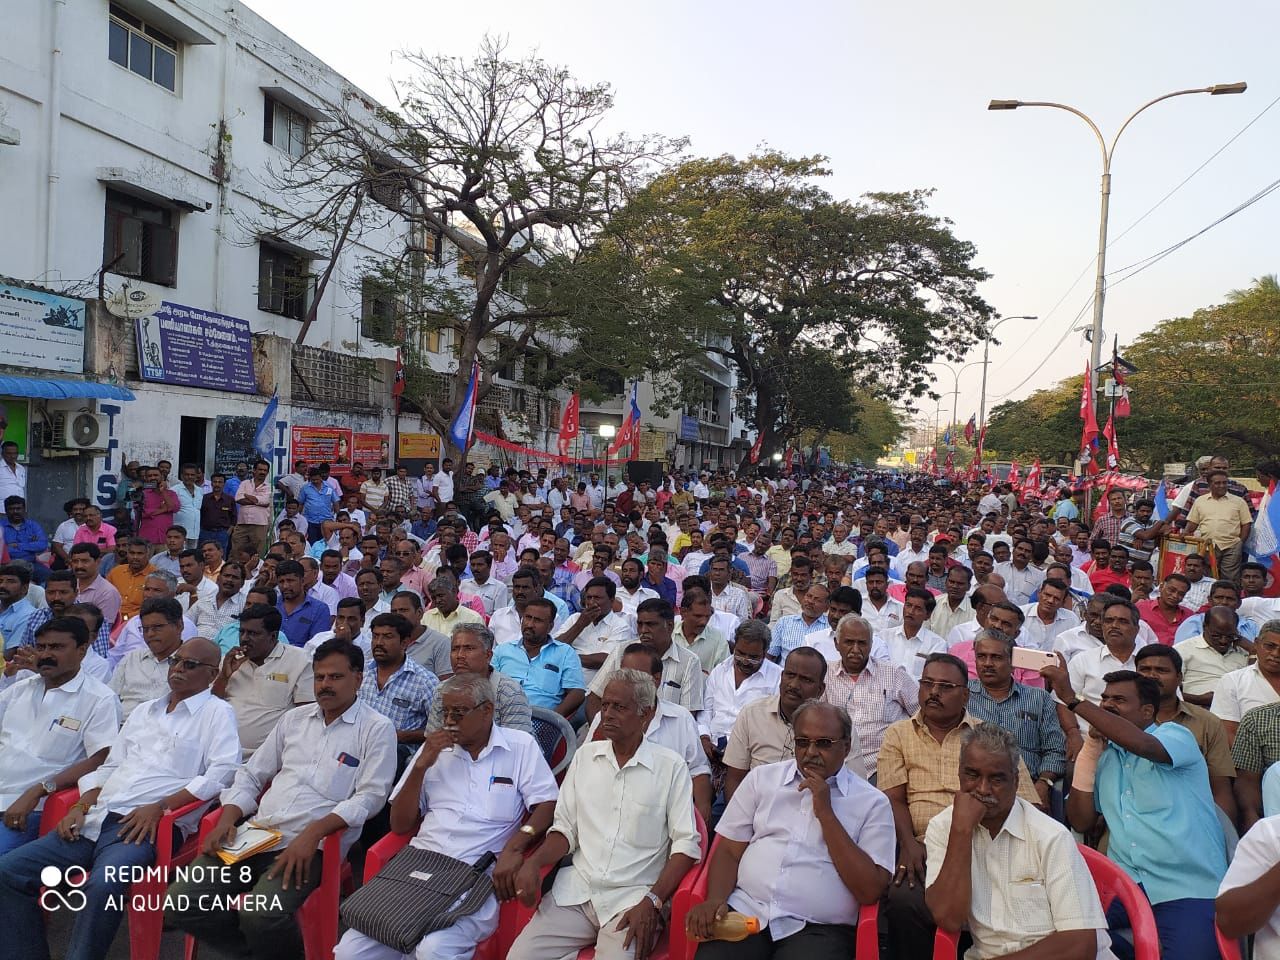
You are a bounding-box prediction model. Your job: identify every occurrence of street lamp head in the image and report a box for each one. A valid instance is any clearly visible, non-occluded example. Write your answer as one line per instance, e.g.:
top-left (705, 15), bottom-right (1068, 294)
top-left (1208, 82), bottom-right (1247, 96)
top-left (597, 424), bottom-right (616, 440)
top-left (771, 452), bottom-right (783, 462)
top-left (988, 99), bottom-right (1022, 111)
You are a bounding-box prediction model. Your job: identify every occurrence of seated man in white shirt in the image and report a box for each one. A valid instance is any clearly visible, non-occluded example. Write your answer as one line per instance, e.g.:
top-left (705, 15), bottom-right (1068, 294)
top-left (557, 575), bottom-right (633, 687)
top-left (587, 642), bottom-right (713, 824)
top-left (175, 548), bottom-right (218, 615)
top-left (107, 571), bottom-right (198, 669)
top-left (334, 673), bottom-right (558, 960)
top-left (1217, 810), bottom-right (1280, 958)
top-left (166, 638), bottom-right (397, 960)
top-left (699, 621), bottom-right (782, 762)
top-left (0, 638), bottom-right (239, 960)
top-left (925, 722), bottom-right (1113, 959)
top-left (109, 597), bottom-right (195, 718)
top-left (0, 616), bottom-right (119, 855)
top-left (883, 587), bottom-right (947, 680)
top-left (686, 701), bottom-right (895, 959)
top-left (510, 669), bottom-right (703, 960)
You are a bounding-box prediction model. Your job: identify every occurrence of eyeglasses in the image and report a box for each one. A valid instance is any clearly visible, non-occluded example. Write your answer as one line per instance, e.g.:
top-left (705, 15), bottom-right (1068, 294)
top-left (734, 654), bottom-right (765, 666)
top-left (919, 679), bottom-right (965, 693)
top-left (794, 737), bottom-right (845, 751)
top-left (169, 657), bottom-right (218, 672)
top-left (440, 703), bottom-right (486, 722)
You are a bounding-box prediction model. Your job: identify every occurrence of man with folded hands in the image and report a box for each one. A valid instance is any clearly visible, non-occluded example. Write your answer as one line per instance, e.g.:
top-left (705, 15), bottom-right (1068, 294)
top-left (166, 637), bottom-right (397, 960)
top-left (334, 672), bottom-right (559, 960)
top-left (0, 636), bottom-right (239, 960)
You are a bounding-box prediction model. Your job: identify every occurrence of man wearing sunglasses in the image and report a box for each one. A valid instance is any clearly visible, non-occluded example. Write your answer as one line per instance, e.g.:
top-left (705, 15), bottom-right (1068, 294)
top-left (0, 636), bottom-right (239, 960)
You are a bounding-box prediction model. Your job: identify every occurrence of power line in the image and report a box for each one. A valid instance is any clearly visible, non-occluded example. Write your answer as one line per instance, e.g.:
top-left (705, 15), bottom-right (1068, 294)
top-left (991, 90), bottom-right (1280, 372)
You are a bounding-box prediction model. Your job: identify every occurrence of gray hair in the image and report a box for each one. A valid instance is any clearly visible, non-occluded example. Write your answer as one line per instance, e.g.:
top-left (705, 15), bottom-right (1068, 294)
top-left (835, 613), bottom-right (873, 639)
top-left (428, 575), bottom-right (458, 594)
top-left (300, 556), bottom-right (319, 572)
top-left (145, 569), bottom-right (179, 592)
top-left (438, 672), bottom-right (494, 708)
top-left (1260, 619), bottom-right (1280, 640)
top-left (960, 722), bottom-right (1020, 770)
top-left (792, 699), bottom-right (853, 743)
top-left (451, 621), bottom-right (495, 651)
top-left (973, 627), bottom-right (1015, 655)
top-left (600, 668), bottom-right (657, 712)
top-left (734, 619), bottom-right (770, 648)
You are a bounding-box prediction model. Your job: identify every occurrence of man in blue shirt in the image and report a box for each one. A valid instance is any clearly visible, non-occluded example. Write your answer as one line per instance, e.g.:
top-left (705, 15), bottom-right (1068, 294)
top-left (273, 559), bottom-right (332, 647)
top-left (0, 563), bottom-right (36, 653)
top-left (1, 497), bottom-right (49, 585)
top-left (1048, 662), bottom-right (1227, 960)
top-left (490, 597), bottom-right (584, 718)
top-left (296, 469), bottom-right (339, 542)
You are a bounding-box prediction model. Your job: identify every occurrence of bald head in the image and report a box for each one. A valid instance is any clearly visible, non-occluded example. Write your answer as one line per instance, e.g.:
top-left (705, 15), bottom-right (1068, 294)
top-left (181, 637), bottom-right (221, 664)
top-left (985, 571), bottom-right (1006, 589)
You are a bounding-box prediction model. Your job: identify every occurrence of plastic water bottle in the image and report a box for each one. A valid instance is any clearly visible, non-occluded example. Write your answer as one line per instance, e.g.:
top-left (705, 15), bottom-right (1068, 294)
top-left (701, 912), bottom-right (761, 942)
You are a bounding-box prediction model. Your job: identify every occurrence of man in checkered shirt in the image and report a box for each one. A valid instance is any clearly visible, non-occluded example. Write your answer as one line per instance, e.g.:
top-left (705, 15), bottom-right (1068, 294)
top-left (357, 612), bottom-right (440, 769)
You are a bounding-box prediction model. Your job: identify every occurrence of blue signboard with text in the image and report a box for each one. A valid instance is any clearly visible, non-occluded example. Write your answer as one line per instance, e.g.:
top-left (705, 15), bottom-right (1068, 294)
top-left (136, 302), bottom-right (256, 394)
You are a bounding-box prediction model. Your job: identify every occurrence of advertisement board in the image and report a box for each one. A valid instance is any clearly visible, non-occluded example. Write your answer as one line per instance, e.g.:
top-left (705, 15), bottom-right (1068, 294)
top-left (136, 302), bottom-right (256, 394)
top-left (291, 425), bottom-right (353, 473)
top-left (354, 432), bottom-right (391, 469)
top-left (0, 283), bottom-right (84, 373)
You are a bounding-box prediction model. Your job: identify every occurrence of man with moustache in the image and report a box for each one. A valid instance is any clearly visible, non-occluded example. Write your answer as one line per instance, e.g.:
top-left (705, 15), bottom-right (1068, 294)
top-left (18, 570), bottom-right (112, 664)
top-left (491, 597), bottom-right (585, 719)
top-left (0, 617), bottom-right (118, 855)
top-left (877, 653), bottom-right (1041, 960)
top-left (0, 637), bottom-right (239, 960)
top-left (167, 638), bottom-right (397, 960)
top-left (109, 597), bottom-right (195, 718)
top-left (687, 701), bottom-right (895, 960)
top-left (824, 614), bottom-right (917, 776)
top-left (925, 723), bottom-right (1113, 959)
top-left (212, 604), bottom-right (315, 757)
top-left (359, 613), bottom-right (440, 767)
top-left (699, 621), bottom-right (782, 765)
top-left (556, 576), bottom-right (632, 687)
top-left (424, 623), bottom-right (532, 733)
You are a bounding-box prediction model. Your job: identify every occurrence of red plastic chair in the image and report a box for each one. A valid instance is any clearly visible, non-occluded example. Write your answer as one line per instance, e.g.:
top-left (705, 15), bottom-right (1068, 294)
top-left (933, 928), bottom-right (962, 960)
top-left (185, 809), bottom-right (351, 960)
top-left (39, 788), bottom-right (204, 960)
top-left (1076, 844), bottom-right (1159, 960)
top-left (1215, 923), bottom-right (1243, 960)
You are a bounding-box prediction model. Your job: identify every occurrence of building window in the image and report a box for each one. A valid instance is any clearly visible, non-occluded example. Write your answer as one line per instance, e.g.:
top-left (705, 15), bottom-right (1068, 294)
top-left (108, 5), bottom-right (177, 91)
top-left (263, 96), bottom-right (308, 159)
top-left (258, 244), bottom-right (309, 320)
top-left (360, 276), bottom-right (398, 343)
top-left (103, 189), bottom-right (178, 286)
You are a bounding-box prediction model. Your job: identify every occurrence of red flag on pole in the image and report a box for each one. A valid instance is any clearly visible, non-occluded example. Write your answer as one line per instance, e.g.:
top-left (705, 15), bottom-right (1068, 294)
top-left (748, 432), bottom-right (764, 464)
top-left (964, 415), bottom-right (976, 444)
top-left (1080, 362), bottom-right (1100, 447)
top-left (1113, 366), bottom-right (1131, 417)
top-left (1021, 459), bottom-right (1042, 501)
top-left (1103, 413), bottom-right (1119, 470)
top-left (392, 349), bottom-right (405, 413)
top-left (1008, 460), bottom-right (1021, 486)
top-left (556, 393), bottom-right (580, 457)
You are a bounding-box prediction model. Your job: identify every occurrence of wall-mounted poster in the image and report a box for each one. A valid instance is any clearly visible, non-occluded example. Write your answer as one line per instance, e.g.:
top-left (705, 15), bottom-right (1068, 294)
top-left (291, 425), bottom-right (353, 473)
top-left (0, 283), bottom-right (84, 373)
top-left (136, 302), bottom-right (255, 394)
top-left (353, 432), bottom-right (391, 469)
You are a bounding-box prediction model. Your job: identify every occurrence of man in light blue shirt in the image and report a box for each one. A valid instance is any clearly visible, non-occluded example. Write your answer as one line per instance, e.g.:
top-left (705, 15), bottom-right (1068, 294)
top-left (1050, 664), bottom-right (1227, 960)
top-left (297, 469), bottom-right (340, 538)
top-left (173, 464), bottom-right (204, 550)
top-left (0, 563), bottom-right (36, 653)
top-left (490, 597), bottom-right (584, 717)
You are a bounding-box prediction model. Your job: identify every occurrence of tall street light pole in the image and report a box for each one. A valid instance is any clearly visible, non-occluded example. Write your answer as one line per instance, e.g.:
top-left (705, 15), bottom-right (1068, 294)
top-left (941, 360), bottom-right (987, 443)
top-left (978, 314), bottom-right (1037, 433)
top-left (988, 82), bottom-right (1246, 402)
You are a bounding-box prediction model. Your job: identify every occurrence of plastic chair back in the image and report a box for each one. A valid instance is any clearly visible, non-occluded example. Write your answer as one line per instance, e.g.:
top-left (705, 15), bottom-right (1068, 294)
top-left (933, 927), bottom-right (962, 960)
top-left (38, 788), bottom-right (80, 836)
top-left (530, 706), bottom-right (577, 781)
top-left (1215, 922), bottom-right (1243, 960)
top-left (1077, 844), bottom-right (1160, 960)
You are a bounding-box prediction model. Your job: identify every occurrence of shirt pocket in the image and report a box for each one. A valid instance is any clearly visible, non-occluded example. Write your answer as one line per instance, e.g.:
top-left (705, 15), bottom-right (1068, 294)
top-left (482, 780), bottom-right (525, 822)
top-left (168, 736), bottom-right (205, 779)
top-left (315, 754), bottom-right (359, 801)
top-left (38, 719), bottom-right (86, 765)
top-left (622, 801), bottom-right (665, 845)
top-left (1006, 880), bottom-right (1054, 936)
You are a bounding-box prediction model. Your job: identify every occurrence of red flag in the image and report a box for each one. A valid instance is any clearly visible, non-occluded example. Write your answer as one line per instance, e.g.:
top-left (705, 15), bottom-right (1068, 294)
top-left (784, 447), bottom-right (794, 472)
top-left (1008, 460), bottom-right (1021, 486)
top-left (1080, 362), bottom-right (1100, 449)
top-left (1113, 366), bottom-right (1131, 417)
top-left (1021, 459), bottom-right (1042, 501)
top-left (944, 450), bottom-right (954, 476)
top-left (1103, 413), bottom-right (1119, 470)
top-left (748, 432), bottom-right (764, 464)
top-left (392, 349), bottom-right (405, 412)
top-left (556, 393), bottom-right (580, 457)
top-left (964, 415), bottom-right (976, 444)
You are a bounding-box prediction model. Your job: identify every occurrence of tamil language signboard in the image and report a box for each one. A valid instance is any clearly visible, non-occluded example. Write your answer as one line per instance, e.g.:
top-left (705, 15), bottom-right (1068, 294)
top-left (0, 283), bottom-right (84, 373)
top-left (136, 302), bottom-right (255, 394)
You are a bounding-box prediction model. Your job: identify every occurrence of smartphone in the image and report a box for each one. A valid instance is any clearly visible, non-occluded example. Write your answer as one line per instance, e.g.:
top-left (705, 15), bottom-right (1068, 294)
top-left (1011, 647), bottom-right (1058, 672)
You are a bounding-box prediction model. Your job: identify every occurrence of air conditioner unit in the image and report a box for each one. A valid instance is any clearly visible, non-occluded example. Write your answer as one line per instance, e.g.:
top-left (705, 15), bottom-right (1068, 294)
top-left (51, 412), bottom-right (109, 451)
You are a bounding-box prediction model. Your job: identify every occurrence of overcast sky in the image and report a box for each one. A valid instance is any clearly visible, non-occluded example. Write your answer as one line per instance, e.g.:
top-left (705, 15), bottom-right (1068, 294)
top-left (247, 0), bottom-right (1279, 426)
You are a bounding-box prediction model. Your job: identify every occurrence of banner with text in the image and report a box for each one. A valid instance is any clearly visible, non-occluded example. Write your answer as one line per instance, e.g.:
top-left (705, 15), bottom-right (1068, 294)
top-left (291, 425), bottom-right (353, 474)
top-left (0, 283), bottom-right (84, 373)
top-left (136, 302), bottom-right (255, 394)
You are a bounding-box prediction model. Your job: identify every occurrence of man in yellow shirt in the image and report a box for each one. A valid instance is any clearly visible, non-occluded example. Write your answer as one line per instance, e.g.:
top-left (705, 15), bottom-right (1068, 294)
top-left (1184, 469), bottom-right (1253, 584)
top-left (422, 576), bottom-right (484, 636)
top-left (105, 538), bottom-right (157, 621)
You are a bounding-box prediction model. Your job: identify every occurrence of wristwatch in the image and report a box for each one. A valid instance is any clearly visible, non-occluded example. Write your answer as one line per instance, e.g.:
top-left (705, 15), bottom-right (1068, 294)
top-left (40, 779), bottom-right (58, 796)
top-left (644, 891), bottom-right (663, 911)
top-left (1065, 698), bottom-right (1083, 711)
top-left (518, 824), bottom-right (537, 837)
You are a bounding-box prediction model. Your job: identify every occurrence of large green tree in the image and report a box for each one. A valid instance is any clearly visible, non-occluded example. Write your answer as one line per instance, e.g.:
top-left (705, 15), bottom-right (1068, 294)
top-left (604, 152), bottom-right (994, 467)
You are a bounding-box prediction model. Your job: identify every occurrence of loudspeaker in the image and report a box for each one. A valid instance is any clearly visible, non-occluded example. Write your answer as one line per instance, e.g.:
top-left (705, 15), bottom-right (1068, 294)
top-left (625, 460), bottom-right (664, 487)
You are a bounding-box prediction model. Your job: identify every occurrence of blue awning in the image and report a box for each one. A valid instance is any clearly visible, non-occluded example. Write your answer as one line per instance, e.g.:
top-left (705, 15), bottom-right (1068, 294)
top-left (0, 374), bottom-right (135, 401)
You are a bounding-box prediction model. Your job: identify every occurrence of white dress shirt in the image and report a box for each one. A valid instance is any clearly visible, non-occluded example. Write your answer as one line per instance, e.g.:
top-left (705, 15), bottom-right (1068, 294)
top-left (588, 699), bottom-right (711, 780)
top-left (221, 700), bottom-right (397, 856)
top-left (1219, 814), bottom-right (1280, 960)
top-left (110, 646), bottom-right (187, 719)
top-left (1018, 605), bottom-right (1082, 652)
top-left (80, 648), bottom-right (112, 684)
top-left (616, 585), bottom-right (660, 620)
top-left (883, 625), bottom-right (947, 679)
top-left (0, 461), bottom-right (27, 502)
top-left (557, 611), bottom-right (633, 686)
top-left (929, 597), bottom-right (975, 640)
top-left (395, 723), bottom-right (559, 862)
top-left (926, 798), bottom-right (1115, 959)
top-left (108, 615), bottom-right (199, 670)
top-left (718, 760), bottom-right (896, 939)
top-left (589, 640), bottom-right (706, 712)
top-left (699, 658), bottom-right (782, 743)
top-left (549, 739), bottom-right (702, 923)
top-left (947, 619), bottom-right (983, 649)
top-left (1212, 664), bottom-right (1280, 723)
top-left (488, 605), bottom-right (524, 647)
top-left (1240, 596), bottom-right (1280, 629)
top-left (304, 628), bottom-right (372, 658)
top-left (177, 577), bottom-right (219, 615)
top-left (891, 546), bottom-right (931, 576)
top-left (1067, 645), bottom-right (1137, 709)
top-left (308, 581), bottom-right (340, 617)
top-left (0, 670), bottom-right (120, 808)
top-left (460, 578), bottom-right (510, 616)
top-left (993, 562), bottom-right (1047, 606)
top-left (77, 689), bottom-right (241, 841)
top-left (863, 597), bottom-right (905, 635)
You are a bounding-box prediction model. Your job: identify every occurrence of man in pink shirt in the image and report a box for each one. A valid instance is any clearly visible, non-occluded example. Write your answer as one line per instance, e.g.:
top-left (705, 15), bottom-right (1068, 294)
top-left (1137, 572), bottom-right (1194, 645)
top-left (232, 459), bottom-right (274, 558)
top-left (137, 465), bottom-right (180, 546)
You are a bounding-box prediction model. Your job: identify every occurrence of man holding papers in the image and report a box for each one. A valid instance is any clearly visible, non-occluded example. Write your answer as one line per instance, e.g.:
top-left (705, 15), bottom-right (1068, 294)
top-left (166, 637), bottom-right (397, 960)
